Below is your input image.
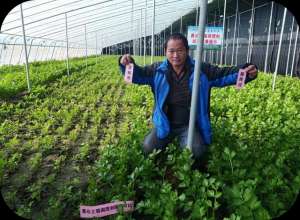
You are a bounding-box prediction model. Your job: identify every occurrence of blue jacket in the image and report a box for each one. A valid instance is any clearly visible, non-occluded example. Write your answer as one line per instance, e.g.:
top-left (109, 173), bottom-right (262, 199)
top-left (119, 55), bottom-right (256, 145)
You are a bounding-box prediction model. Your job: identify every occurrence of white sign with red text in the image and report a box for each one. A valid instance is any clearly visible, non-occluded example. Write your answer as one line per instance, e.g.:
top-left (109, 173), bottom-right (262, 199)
top-left (124, 63), bottom-right (134, 83)
top-left (236, 69), bottom-right (247, 89)
top-left (80, 201), bottom-right (134, 218)
top-left (187, 26), bottom-right (224, 50)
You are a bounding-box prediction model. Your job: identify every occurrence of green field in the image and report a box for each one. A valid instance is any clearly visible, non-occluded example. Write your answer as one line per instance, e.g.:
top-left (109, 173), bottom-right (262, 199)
top-left (0, 55), bottom-right (299, 219)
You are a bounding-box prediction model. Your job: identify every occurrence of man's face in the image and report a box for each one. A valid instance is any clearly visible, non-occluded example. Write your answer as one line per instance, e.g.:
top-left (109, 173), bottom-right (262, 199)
top-left (165, 39), bottom-right (187, 68)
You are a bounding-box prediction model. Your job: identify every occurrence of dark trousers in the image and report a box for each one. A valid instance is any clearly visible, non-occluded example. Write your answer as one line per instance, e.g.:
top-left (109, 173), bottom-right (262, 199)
top-left (143, 126), bottom-right (208, 159)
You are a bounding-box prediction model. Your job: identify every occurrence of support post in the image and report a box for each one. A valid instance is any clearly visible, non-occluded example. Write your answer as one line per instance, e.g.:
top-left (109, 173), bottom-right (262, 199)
top-left (20, 4), bottom-right (31, 92)
top-left (85, 25), bottom-right (88, 69)
top-left (264, 2), bottom-right (274, 73)
top-left (180, 16), bottom-right (183, 33)
top-left (220, 0), bottom-right (227, 65)
top-left (96, 32), bottom-right (98, 64)
top-left (290, 25), bottom-right (299, 77)
top-left (187, 0), bottom-right (207, 150)
top-left (151, 0), bottom-right (155, 63)
top-left (65, 13), bottom-right (70, 76)
top-left (144, 2), bottom-right (147, 65)
top-left (272, 8), bottom-right (287, 90)
top-left (285, 17), bottom-right (294, 75)
top-left (231, 0), bottom-right (238, 65)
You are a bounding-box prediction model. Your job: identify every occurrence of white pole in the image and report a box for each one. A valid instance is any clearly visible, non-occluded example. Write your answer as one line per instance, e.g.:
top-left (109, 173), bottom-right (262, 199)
top-left (65, 13), bottom-right (70, 76)
top-left (220, 0), bottom-right (227, 65)
top-left (180, 16), bottom-right (183, 33)
top-left (235, 11), bottom-right (240, 66)
top-left (164, 24), bottom-right (166, 44)
top-left (159, 33), bottom-right (161, 56)
top-left (211, 12), bottom-right (216, 63)
top-left (162, 31), bottom-right (164, 56)
top-left (131, 0), bottom-right (134, 55)
top-left (27, 39), bottom-right (34, 58)
top-left (187, 0), bottom-right (207, 150)
top-left (285, 17), bottom-right (294, 75)
top-left (195, 0), bottom-right (199, 26)
top-left (18, 41), bottom-right (24, 65)
top-left (272, 8), bottom-right (287, 90)
top-left (225, 19), bottom-right (229, 65)
top-left (140, 9), bottom-right (142, 56)
top-left (51, 42), bottom-right (56, 60)
top-left (85, 25), bottom-right (88, 69)
top-left (20, 4), bottom-right (31, 92)
top-left (151, 0), bottom-right (155, 64)
top-left (9, 38), bottom-right (18, 65)
top-left (144, 2), bottom-right (147, 65)
top-left (231, 0), bottom-right (238, 65)
top-left (248, 0), bottom-right (255, 63)
top-left (290, 25), bottom-right (299, 77)
top-left (96, 32), bottom-right (98, 64)
top-left (100, 34), bottom-right (103, 56)
top-left (264, 2), bottom-right (274, 73)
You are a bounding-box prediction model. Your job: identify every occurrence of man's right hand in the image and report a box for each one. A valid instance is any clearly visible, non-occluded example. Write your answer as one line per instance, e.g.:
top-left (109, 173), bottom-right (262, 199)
top-left (120, 54), bottom-right (133, 66)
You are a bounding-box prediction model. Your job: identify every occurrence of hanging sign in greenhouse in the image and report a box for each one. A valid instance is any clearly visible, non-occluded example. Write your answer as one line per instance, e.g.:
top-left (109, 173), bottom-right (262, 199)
top-left (187, 26), bottom-right (224, 50)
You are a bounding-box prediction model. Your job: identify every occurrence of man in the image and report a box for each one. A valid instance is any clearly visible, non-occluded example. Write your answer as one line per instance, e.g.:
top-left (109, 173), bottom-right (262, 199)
top-left (119, 33), bottom-right (258, 168)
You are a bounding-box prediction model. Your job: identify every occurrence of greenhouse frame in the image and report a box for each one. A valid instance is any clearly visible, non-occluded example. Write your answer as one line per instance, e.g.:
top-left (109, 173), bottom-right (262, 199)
top-left (1, 1), bottom-right (299, 87)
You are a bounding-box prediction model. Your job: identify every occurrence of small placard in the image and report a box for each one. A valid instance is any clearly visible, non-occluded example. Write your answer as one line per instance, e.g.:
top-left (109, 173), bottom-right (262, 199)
top-left (124, 63), bottom-right (134, 83)
top-left (80, 201), bottom-right (134, 218)
top-left (236, 69), bottom-right (247, 89)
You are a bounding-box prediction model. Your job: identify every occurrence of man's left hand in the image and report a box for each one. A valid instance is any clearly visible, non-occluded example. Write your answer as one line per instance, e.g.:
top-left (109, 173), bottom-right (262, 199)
top-left (244, 65), bottom-right (258, 79)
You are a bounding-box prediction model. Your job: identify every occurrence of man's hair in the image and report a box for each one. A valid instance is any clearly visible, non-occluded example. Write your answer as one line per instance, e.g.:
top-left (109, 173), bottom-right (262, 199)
top-left (164, 33), bottom-right (189, 51)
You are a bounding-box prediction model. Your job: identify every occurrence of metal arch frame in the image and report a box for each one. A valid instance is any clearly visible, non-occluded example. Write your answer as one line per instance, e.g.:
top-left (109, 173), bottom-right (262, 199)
top-left (0, 32), bottom-right (86, 50)
top-left (34, 41), bottom-right (43, 61)
top-left (36, 5), bottom-right (194, 49)
top-left (0, 35), bottom-right (13, 62)
top-left (32, 1), bottom-right (193, 40)
top-left (6, 0), bottom-right (60, 18)
top-left (3, 0), bottom-right (185, 34)
top-left (17, 0), bottom-right (138, 35)
top-left (27, 38), bottom-right (35, 60)
top-left (43, 40), bottom-right (56, 61)
top-left (39, 41), bottom-right (49, 61)
top-left (2, 1), bottom-right (277, 48)
top-left (18, 42), bottom-right (24, 65)
top-left (48, 40), bottom-right (58, 60)
top-left (86, 18), bottom-right (172, 50)
top-left (1, 9), bottom-right (188, 63)
top-left (5, 1), bottom-right (289, 62)
top-left (2, 0), bottom-right (114, 32)
top-left (81, 6), bottom-right (193, 44)
top-left (18, 37), bottom-right (37, 64)
top-left (87, 19), bottom-right (170, 47)
top-left (9, 38), bottom-right (19, 65)
top-left (66, 6), bottom-right (193, 41)
top-left (81, 18), bottom-right (178, 49)
top-left (2, 0), bottom-right (193, 50)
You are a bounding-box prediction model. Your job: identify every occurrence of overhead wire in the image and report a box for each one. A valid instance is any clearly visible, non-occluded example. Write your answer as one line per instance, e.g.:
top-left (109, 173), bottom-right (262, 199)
top-left (2, 0), bottom-right (187, 34)
top-left (41, 3), bottom-right (194, 40)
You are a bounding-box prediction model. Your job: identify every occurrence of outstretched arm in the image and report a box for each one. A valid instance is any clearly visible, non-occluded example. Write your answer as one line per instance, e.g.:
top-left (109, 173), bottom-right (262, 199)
top-left (203, 62), bottom-right (258, 87)
top-left (119, 54), bottom-right (159, 86)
